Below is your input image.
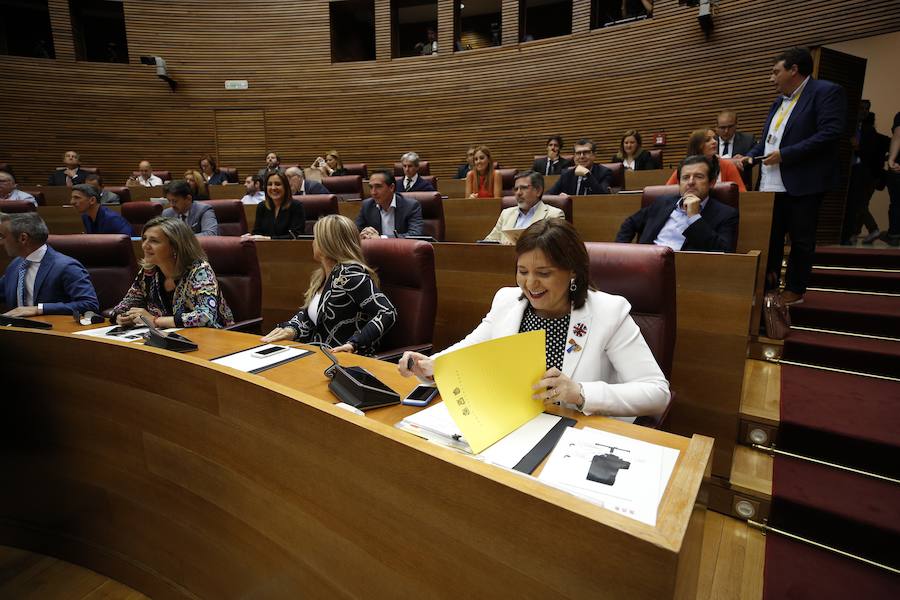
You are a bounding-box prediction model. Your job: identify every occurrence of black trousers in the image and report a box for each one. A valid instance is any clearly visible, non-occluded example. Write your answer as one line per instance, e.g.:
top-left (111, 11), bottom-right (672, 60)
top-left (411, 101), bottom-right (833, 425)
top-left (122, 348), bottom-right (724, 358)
top-left (767, 192), bottom-right (823, 295)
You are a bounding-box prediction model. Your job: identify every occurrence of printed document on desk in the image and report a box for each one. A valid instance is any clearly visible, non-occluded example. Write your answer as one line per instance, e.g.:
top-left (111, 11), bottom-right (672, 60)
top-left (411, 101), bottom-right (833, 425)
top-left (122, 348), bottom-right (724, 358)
top-left (74, 324), bottom-right (180, 342)
top-left (433, 330), bottom-right (546, 454)
top-left (397, 401), bottom-right (563, 470)
top-left (538, 427), bottom-right (679, 526)
top-left (211, 344), bottom-right (312, 373)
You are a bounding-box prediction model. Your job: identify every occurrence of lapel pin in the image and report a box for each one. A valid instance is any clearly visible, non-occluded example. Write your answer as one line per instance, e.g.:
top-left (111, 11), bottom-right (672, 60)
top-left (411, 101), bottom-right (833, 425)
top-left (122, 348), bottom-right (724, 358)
top-left (573, 322), bottom-right (587, 337)
top-left (566, 338), bottom-right (582, 353)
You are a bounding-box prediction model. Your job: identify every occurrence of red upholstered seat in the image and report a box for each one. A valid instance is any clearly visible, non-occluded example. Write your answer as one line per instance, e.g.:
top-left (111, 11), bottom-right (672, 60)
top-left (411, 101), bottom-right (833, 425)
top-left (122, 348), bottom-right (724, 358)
top-left (585, 242), bottom-right (676, 427)
top-left (131, 170), bottom-right (172, 182)
top-left (47, 233), bottom-right (137, 312)
top-left (361, 239), bottom-right (437, 361)
top-left (0, 200), bottom-right (37, 213)
top-left (498, 168), bottom-right (518, 196)
top-left (648, 149), bottom-right (664, 168)
top-left (218, 167), bottom-right (239, 183)
top-left (104, 186), bottom-right (131, 203)
top-left (600, 162), bottom-right (625, 189)
top-left (343, 163), bottom-right (368, 179)
top-left (500, 194), bottom-right (573, 223)
top-left (393, 161), bottom-right (431, 176)
top-left (121, 202), bottom-right (163, 236)
top-left (641, 182), bottom-right (739, 210)
top-left (322, 175), bottom-right (363, 200)
top-left (203, 199), bottom-right (248, 236)
top-left (298, 194), bottom-right (339, 234)
top-left (399, 191), bottom-right (444, 240)
top-left (198, 237), bottom-right (262, 332)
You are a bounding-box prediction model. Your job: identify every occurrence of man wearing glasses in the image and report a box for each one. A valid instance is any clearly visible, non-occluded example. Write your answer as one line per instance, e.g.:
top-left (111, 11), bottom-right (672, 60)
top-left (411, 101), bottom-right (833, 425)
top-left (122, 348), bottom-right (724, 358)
top-left (716, 109), bottom-right (756, 190)
top-left (483, 171), bottom-right (564, 244)
top-left (549, 138), bottom-right (612, 197)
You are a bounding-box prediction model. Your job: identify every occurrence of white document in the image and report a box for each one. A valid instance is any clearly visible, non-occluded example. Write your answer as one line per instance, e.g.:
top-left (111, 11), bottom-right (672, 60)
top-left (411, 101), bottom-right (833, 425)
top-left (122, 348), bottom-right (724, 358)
top-left (211, 344), bottom-right (311, 373)
top-left (74, 324), bottom-right (180, 343)
top-left (538, 427), bottom-right (679, 526)
top-left (397, 401), bottom-right (561, 469)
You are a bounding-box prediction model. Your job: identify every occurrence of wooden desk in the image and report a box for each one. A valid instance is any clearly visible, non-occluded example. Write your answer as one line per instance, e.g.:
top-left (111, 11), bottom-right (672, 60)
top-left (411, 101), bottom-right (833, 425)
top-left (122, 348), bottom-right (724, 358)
top-left (209, 184), bottom-right (246, 200)
top-left (21, 186), bottom-right (72, 206)
top-left (441, 178), bottom-right (466, 198)
top-left (624, 169), bottom-right (671, 190)
top-left (126, 185), bottom-right (166, 202)
top-left (1, 318), bottom-right (711, 600)
top-left (36, 205), bottom-right (84, 235)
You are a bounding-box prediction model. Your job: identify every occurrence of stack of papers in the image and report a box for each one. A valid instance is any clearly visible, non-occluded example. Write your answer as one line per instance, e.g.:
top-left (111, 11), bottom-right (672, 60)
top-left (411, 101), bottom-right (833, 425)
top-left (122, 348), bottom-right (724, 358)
top-left (74, 324), bottom-right (180, 342)
top-left (210, 344), bottom-right (311, 374)
top-left (538, 427), bottom-right (679, 526)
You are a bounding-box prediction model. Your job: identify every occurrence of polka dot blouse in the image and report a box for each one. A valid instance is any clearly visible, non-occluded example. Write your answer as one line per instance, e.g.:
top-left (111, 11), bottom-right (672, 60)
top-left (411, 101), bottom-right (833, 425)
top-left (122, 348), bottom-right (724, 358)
top-left (518, 305), bottom-right (570, 371)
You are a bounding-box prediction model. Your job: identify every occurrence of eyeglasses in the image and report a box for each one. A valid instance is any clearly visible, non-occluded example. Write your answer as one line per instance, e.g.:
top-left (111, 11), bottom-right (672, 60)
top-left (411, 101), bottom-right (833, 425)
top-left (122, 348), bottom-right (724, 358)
top-left (573, 150), bottom-right (593, 156)
top-left (717, 123), bottom-right (736, 130)
top-left (513, 185), bottom-right (533, 192)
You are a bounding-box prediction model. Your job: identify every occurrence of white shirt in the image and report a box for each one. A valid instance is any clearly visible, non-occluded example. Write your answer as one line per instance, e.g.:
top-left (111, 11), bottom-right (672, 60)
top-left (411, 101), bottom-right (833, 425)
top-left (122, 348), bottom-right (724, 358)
top-left (718, 137), bottom-right (734, 158)
top-left (514, 202), bottom-right (540, 229)
top-left (378, 195), bottom-right (398, 238)
top-left (760, 76), bottom-right (810, 193)
top-left (137, 174), bottom-right (163, 187)
top-left (308, 291), bottom-right (321, 325)
top-left (622, 157), bottom-right (636, 170)
top-left (241, 191), bottom-right (265, 205)
top-left (653, 197), bottom-right (708, 250)
top-left (1, 188), bottom-right (37, 205)
top-left (22, 244), bottom-right (48, 307)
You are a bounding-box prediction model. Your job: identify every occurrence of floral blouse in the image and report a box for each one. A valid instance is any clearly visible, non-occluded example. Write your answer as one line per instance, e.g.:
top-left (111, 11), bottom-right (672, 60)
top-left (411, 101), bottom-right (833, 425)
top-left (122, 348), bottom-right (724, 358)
top-left (112, 260), bottom-right (234, 328)
top-left (281, 262), bottom-right (397, 355)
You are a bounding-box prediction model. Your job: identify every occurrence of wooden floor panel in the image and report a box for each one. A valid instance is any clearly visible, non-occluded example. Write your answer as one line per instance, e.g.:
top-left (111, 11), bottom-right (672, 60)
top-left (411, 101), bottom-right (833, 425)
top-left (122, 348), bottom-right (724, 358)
top-left (2, 512), bottom-right (764, 600)
top-left (740, 359), bottom-right (781, 424)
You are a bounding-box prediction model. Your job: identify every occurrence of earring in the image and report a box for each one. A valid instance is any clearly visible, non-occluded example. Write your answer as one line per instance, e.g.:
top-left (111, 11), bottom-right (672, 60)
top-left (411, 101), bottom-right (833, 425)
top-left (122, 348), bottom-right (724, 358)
top-left (569, 278), bottom-right (577, 292)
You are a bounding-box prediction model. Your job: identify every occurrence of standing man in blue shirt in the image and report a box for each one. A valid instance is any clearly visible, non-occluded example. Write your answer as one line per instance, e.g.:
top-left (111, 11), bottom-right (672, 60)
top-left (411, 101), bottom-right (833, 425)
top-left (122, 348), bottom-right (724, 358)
top-left (71, 184), bottom-right (133, 236)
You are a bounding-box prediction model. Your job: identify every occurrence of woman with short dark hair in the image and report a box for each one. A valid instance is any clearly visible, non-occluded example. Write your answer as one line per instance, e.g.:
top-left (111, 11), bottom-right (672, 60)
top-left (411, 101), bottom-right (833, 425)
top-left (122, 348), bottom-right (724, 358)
top-left (199, 154), bottom-right (228, 185)
top-left (400, 219), bottom-right (669, 418)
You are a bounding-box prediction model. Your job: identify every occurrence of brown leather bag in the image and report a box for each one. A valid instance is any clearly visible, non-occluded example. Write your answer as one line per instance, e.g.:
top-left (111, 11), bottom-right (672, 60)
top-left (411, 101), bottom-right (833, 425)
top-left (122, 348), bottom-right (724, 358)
top-left (764, 290), bottom-right (791, 340)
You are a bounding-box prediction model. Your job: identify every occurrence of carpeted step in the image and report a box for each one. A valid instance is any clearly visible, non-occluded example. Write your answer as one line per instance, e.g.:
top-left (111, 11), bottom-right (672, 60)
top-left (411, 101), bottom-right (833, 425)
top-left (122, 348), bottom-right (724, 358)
top-left (783, 329), bottom-right (900, 378)
top-left (809, 267), bottom-right (900, 294)
top-left (790, 291), bottom-right (900, 338)
top-left (814, 246), bottom-right (900, 270)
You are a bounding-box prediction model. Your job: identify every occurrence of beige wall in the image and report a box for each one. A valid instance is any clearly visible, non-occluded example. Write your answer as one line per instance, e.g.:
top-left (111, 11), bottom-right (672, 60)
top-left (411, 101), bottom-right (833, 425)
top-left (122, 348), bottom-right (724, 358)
top-left (828, 32), bottom-right (900, 234)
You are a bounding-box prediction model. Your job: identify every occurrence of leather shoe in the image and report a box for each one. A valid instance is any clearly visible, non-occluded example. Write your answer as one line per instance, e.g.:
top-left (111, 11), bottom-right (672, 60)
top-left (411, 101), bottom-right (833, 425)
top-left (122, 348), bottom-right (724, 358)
top-left (781, 290), bottom-right (804, 305)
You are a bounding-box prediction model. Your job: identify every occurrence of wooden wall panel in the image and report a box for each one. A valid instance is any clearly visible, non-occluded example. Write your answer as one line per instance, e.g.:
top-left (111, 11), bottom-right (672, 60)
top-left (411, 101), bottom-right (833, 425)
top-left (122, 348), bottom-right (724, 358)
top-left (2, 0), bottom-right (899, 206)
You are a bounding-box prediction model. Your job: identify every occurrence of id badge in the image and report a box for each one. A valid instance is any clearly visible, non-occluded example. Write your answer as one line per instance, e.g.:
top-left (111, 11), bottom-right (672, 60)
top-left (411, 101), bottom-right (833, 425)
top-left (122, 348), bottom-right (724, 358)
top-left (767, 133), bottom-right (778, 145)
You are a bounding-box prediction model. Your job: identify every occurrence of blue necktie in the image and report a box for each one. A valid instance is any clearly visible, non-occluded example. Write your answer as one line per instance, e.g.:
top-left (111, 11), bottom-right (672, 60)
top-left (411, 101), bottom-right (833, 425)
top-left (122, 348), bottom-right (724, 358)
top-left (16, 259), bottom-right (29, 307)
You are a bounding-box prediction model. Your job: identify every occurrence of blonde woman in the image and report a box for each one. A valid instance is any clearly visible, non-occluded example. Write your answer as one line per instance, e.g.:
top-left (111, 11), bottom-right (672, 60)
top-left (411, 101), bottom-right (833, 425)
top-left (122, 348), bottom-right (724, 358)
top-left (183, 169), bottom-right (210, 200)
top-left (261, 214), bottom-right (397, 354)
top-left (465, 145), bottom-right (503, 198)
top-left (310, 149), bottom-right (348, 177)
top-left (111, 216), bottom-right (234, 328)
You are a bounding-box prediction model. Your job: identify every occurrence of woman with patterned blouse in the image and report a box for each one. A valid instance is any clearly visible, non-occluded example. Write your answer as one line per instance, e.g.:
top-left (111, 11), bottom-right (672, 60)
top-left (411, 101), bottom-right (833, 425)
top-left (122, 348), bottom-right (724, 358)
top-left (261, 214), bottom-right (397, 355)
top-left (399, 219), bottom-right (669, 419)
top-left (111, 216), bottom-right (234, 328)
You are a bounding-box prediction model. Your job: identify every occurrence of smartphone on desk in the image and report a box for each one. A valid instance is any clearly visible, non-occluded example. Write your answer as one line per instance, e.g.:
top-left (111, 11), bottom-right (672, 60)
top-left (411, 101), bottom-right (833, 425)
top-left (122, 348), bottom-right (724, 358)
top-left (401, 384), bottom-right (439, 407)
top-left (252, 345), bottom-right (289, 359)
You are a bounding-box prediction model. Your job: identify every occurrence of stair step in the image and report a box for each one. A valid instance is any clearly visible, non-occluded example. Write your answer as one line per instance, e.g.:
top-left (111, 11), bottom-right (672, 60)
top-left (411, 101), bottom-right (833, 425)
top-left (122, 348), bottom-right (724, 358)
top-left (814, 246), bottom-right (900, 270)
top-left (731, 445), bottom-right (772, 498)
top-left (790, 291), bottom-right (900, 338)
top-left (783, 329), bottom-right (900, 378)
top-left (809, 267), bottom-right (900, 294)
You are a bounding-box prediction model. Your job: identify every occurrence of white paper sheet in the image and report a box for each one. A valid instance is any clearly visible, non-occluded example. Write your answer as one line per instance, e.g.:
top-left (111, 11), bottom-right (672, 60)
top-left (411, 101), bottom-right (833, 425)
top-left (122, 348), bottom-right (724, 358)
top-left (210, 344), bottom-right (311, 373)
top-left (538, 427), bottom-right (679, 526)
top-left (73, 324), bottom-right (180, 342)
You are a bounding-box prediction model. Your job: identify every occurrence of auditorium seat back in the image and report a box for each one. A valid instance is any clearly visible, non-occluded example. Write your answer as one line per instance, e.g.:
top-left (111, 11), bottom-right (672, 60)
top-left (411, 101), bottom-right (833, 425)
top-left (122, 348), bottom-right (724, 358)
top-left (393, 161), bottom-right (431, 176)
top-left (641, 182), bottom-right (740, 210)
top-left (585, 242), bottom-right (675, 379)
top-left (648, 149), bottom-right (664, 168)
top-left (57, 166), bottom-right (100, 176)
top-left (219, 167), bottom-right (239, 183)
top-left (498, 168), bottom-right (518, 196)
top-left (343, 163), bottom-right (368, 179)
top-left (48, 233), bottom-right (137, 312)
top-left (104, 186), bottom-right (131, 203)
top-left (500, 194), bottom-right (573, 223)
top-left (198, 237), bottom-right (262, 332)
top-left (0, 200), bottom-right (37, 213)
top-left (600, 162), bottom-right (625, 189)
top-left (401, 191), bottom-right (445, 240)
top-left (297, 194), bottom-right (339, 234)
top-left (322, 175), bottom-right (363, 200)
top-left (204, 199), bottom-right (248, 236)
top-left (361, 239), bottom-right (437, 360)
top-left (131, 170), bottom-right (172, 182)
top-left (121, 201), bottom-right (162, 236)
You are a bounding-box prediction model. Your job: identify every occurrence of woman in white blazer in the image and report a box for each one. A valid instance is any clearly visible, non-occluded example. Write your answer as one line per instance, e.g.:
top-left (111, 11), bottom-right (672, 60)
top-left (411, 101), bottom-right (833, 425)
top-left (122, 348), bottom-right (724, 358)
top-left (399, 219), bottom-right (669, 418)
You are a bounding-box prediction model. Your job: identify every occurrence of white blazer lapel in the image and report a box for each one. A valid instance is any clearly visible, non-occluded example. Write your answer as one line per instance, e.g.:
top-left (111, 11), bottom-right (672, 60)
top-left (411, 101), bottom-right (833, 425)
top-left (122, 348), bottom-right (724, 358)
top-left (561, 302), bottom-right (592, 377)
top-left (495, 293), bottom-right (528, 338)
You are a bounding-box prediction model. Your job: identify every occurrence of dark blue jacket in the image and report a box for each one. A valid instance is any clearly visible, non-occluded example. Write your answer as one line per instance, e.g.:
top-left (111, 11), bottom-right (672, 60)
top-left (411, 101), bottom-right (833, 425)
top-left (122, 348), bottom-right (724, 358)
top-left (549, 164), bottom-right (612, 195)
top-left (397, 176), bottom-right (435, 193)
top-left (298, 180), bottom-right (331, 195)
top-left (616, 194), bottom-right (739, 253)
top-left (82, 205), bottom-right (133, 236)
top-left (0, 245), bottom-right (99, 314)
top-left (354, 194), bottom-right (424, 237)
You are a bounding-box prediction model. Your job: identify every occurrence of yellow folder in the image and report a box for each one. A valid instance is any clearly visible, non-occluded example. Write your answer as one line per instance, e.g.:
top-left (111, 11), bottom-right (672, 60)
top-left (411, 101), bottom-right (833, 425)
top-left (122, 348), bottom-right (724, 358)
top-left (433, 330), bottom-right (546, 454)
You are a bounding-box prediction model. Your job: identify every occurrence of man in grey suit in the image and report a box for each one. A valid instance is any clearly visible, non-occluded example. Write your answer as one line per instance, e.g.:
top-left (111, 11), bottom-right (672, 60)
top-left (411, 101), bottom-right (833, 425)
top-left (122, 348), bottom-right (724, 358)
top-left (162, 180), bottom-right (218, 236)
top-left (356, 169), bottom-right (423, 239)
top-left (716, 109), bottom-right (757, 190)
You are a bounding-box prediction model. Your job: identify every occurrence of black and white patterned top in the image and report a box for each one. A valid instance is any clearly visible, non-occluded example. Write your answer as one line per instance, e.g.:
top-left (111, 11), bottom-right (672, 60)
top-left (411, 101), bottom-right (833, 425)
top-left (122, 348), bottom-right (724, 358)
top-left (518, 305), bottom-right (570, 371)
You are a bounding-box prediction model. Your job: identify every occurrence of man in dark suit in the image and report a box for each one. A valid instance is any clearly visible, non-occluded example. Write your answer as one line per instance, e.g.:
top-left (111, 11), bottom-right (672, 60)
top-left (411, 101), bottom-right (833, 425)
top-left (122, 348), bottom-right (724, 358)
top-left (532, 134), bottom-right (573, 176)
top-left (743, 46), bottom-right (846, 305)
top-left (286, 167), bottom-right (330, 195)
top-left (0, 212), bottom-right (99, 317)
top-left (161, 180), bottom-right (218, 236)
top-left (549, 138), bottom-right (612, 196)
top-left (356, 169), bottom-right (424, 239)
top-left (616, 155), bottom-right (739, 252)
top-left (70, 184), bottom-right (133, 236)
top-left (47, 150), bottom-right (90, 186)
top-left (716, 109), bottom-right (757, 190)
top-left (256, 151), bottom-right (283, 184)
top-left (455, 146), bottom-right (476, 179)
top-left (398, 152), bottom-right (435, 192)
